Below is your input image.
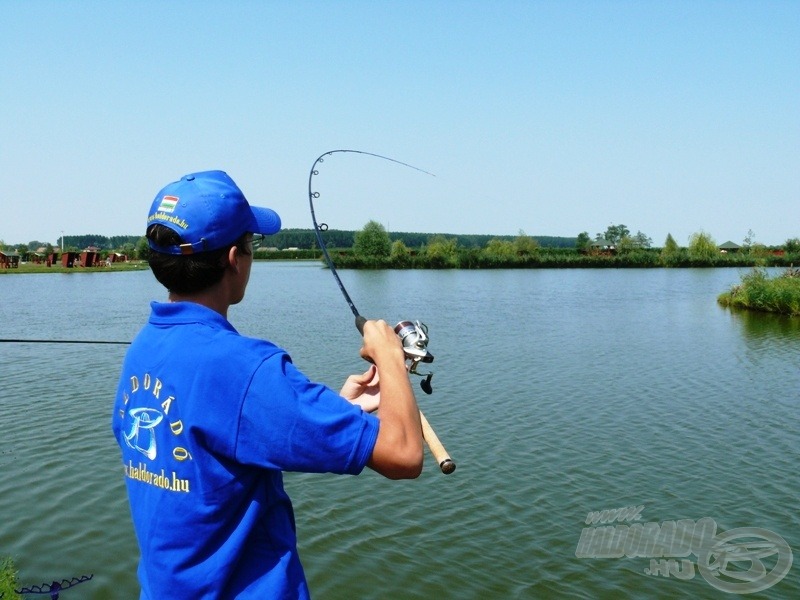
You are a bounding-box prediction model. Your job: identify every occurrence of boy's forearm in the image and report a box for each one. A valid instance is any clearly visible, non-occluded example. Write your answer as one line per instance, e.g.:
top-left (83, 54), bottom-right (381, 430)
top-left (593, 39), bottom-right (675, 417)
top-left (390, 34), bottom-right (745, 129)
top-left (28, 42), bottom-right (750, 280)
top-left (369, 357), bottom-right (424, 478)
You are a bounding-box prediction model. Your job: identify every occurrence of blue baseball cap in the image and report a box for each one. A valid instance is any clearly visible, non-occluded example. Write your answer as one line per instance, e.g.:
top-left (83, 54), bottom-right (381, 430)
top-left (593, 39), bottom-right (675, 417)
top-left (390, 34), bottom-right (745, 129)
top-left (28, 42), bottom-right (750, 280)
top-left (147, 170), bottom-right (281, 255)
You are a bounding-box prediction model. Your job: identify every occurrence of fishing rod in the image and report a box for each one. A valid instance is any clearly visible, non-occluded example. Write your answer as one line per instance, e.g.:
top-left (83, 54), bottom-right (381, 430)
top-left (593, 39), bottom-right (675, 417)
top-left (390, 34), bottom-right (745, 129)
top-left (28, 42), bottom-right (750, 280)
top-left (308, 149), bottom-right (455, 474)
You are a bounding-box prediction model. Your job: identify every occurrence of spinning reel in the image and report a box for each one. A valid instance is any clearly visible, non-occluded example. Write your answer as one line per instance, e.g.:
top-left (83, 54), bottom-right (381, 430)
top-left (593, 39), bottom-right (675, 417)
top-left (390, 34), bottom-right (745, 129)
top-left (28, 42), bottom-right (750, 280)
top-left (394, 320), bottom-right (434, 394)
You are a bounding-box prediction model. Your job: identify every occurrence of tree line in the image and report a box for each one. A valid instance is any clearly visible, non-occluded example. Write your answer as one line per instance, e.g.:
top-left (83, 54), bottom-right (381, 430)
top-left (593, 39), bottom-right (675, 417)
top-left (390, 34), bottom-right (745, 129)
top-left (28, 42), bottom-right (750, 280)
top-left (4, 223), bottom-right (799, 269)
top-left (260, 228), bottom-right (576, 250)
top-left (298, 221), bottom-right (800, 269)
top-left (1, 230), bottom-right (576, 259)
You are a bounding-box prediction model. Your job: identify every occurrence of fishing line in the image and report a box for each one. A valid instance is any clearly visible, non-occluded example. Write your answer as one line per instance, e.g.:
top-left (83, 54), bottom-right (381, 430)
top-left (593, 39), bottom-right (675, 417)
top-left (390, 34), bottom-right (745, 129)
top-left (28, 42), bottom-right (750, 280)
top-left (0, 338), bottom-right (129, 345)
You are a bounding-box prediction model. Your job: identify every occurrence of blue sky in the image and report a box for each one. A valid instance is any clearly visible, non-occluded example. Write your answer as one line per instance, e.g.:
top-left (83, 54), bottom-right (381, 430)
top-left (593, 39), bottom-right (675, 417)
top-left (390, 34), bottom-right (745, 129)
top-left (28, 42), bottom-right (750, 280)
top-left (2, 0), bottom-right (798, 247)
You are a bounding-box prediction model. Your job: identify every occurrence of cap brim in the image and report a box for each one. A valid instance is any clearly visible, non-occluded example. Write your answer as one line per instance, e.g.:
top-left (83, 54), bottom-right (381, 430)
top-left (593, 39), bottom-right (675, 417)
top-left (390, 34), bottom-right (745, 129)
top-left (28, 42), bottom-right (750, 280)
top-left (249, 206), bottom-right (281, 235)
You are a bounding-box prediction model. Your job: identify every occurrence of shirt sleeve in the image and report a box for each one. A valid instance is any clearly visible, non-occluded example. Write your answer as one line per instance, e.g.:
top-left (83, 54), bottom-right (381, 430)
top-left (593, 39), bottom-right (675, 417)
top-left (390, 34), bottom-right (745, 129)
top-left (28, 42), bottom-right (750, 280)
top-left (235, 353), bottom-right (379, 475)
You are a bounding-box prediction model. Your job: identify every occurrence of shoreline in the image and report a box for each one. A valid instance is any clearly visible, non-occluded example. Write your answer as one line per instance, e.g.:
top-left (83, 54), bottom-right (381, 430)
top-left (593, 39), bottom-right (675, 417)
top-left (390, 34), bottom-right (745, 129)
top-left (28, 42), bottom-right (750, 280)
top-left (0, 262), bottom-right (150, 275)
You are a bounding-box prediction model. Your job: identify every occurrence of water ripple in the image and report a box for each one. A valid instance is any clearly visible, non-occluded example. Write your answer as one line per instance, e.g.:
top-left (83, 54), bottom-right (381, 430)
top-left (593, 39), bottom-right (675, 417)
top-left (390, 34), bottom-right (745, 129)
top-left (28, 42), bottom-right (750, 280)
top-left (2, 267), bottom-right (798, 599)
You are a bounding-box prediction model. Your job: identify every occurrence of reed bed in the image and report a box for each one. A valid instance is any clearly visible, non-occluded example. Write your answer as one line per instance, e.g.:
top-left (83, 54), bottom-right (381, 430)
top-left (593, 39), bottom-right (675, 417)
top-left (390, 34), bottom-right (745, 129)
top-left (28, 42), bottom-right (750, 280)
top-left (718, 268), bottom-right (800, 316)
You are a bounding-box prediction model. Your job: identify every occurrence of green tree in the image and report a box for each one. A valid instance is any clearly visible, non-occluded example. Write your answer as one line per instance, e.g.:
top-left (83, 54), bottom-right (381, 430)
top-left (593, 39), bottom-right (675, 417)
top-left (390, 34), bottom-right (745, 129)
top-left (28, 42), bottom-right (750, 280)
top-left (135, 236), bottom-right (150, 259)
top-left (619, 231), bottom-right (652, 252)
top-left (390, 239), bottom-right (412, 267)
top-left (617, 235), bottom-right (636, 253)
top-left (688, 231), bottom-right (718, 261)
top-left (633, 231), bottom-right (652, 248)
top-left (784, 238), bottom-right (800, 254)
top-left (750, 243), bottom-right (770, 260)
top-left (482, 238), bottom-right (516, 261)
top-left (514, 230), bottom-right (539, 257)
top-left (660, 233), bottom-right (680, 265)
top-left (353, 221), bottom-right (391, 258)
top-left (390, 239), bottom-right (410, 256)
top-left (425, 236), bottom-right (458, 268)
top-left (602, 224), bottom-right (630, 245)
top-left (576, 232), bottom-right (591, 252)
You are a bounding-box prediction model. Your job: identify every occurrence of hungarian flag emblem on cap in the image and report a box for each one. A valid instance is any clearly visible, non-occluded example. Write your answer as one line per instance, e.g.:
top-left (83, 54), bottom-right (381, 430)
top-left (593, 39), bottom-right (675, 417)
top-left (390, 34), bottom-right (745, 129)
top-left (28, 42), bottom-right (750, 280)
top-left (158, 195), bottom-right (179, 213)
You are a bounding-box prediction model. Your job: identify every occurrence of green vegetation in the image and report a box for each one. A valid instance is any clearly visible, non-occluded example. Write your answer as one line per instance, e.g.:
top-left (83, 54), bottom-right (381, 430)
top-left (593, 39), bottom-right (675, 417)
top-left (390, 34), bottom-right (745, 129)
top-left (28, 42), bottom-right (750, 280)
top-left (4, 227), bottom-right (800, 272)
top-left (353, 220), bottom-right (391, 259)
top-left (718, 268), bottom-right (800, 316)
top-left (0, 556), bottom-right (21, 600)
top-left (262, 228), bottom-right (576, 251)
top-left (688, 231), bottom-right (719, 261)
top-left (318, 223), bottom-right (800, 270)
top-left (660, 233), bottom-right (681, 266)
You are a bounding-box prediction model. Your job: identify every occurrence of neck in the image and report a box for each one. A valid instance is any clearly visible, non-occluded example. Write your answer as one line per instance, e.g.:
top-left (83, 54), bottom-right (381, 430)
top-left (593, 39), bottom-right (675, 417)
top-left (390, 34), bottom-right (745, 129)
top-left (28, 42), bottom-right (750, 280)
top-left (168, 285), bottom-right (231, 319)
top-left (166, 246), bottom-right (247, 318)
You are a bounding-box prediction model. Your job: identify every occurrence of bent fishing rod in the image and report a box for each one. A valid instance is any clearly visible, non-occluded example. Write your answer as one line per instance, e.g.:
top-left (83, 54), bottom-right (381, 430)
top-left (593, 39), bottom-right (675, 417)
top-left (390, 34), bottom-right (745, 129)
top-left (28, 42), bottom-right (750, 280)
top-left (308, 149), bottom-right (455, 474)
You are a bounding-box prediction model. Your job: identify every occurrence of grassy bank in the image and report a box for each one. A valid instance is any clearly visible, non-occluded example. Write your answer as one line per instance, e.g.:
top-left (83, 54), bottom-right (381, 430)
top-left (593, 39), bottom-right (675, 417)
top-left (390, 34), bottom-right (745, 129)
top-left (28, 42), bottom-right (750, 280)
top-left (718, 268), bottom-right (800, 316)
top-left (0, 556), bottom-right (21, 599)
top-left (4, 250), bottom-right (797, 273)
top-left (0, 261), bottom-right (150, 275)
top-left (325, 247), bottom-right (799, 270)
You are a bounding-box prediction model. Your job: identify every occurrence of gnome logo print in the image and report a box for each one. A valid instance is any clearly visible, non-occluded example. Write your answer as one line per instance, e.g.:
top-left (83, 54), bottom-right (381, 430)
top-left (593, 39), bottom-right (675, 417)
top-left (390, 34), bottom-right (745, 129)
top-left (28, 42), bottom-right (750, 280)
top-left (120, 372), bottom-right (192, 493)
top-left (124, 407), bottom-right (163, 459)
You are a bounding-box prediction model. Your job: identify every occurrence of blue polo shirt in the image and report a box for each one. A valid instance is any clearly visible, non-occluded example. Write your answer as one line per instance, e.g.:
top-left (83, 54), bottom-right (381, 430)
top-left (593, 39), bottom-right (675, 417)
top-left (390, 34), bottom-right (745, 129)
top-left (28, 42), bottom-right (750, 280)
top-left (112, 301), bottom-right (380, 599)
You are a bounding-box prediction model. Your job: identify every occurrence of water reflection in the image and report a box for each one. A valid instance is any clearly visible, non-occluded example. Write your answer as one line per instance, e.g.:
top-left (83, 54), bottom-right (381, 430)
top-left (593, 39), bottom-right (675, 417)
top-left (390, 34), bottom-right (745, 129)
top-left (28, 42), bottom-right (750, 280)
top-left (725, 306), bottom-right (800, 343)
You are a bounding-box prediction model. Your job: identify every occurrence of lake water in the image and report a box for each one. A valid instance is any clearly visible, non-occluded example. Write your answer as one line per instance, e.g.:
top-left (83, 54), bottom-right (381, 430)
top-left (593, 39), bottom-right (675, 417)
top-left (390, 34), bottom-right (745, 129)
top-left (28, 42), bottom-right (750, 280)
top-left (1, 264), bottom-right (798, 599)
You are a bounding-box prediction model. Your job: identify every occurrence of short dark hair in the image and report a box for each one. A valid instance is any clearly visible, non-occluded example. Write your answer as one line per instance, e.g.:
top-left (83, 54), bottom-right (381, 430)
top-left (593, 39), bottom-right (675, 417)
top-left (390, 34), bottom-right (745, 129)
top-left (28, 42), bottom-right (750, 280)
top-left (146, 224), bottom-right (251, 294)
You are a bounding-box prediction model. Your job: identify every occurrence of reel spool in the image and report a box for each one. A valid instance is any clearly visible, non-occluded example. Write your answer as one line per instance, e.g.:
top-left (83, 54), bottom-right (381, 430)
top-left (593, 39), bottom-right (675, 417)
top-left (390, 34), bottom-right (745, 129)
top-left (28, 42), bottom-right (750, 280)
top-left (394, 320), bottom-right (434, 394)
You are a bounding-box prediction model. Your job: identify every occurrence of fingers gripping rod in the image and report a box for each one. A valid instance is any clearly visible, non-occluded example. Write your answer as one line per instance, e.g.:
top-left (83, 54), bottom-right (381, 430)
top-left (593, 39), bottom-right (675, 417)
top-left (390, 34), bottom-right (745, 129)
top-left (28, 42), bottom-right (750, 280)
top-left (355, 316), bottom-right (455, 475)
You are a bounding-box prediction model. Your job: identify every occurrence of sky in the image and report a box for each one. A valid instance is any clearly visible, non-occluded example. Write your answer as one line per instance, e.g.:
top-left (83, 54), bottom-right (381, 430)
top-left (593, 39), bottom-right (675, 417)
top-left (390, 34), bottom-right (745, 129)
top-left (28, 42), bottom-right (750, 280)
top-left (1, 0), bottom-right (798, 247)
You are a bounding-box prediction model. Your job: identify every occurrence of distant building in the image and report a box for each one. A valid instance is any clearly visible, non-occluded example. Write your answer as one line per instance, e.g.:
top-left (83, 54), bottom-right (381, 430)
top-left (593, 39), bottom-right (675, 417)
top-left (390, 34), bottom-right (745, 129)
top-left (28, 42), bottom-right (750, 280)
top-left (718, 241), bottom-right (741, 253)
top-left (0, 250), bottom-right (20, 268)
top-left (61, 252), bottom-right (79, 267)
top-left (80, 251), bottom-right (100, 267)
top-left (581, 238), bottom-right (616, 254)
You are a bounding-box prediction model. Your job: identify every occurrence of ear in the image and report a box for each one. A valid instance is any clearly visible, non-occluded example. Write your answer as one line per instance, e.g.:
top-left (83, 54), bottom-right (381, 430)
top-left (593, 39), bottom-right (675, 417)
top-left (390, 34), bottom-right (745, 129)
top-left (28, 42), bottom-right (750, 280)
top-left (227, 245), bottom-right (241, 273)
